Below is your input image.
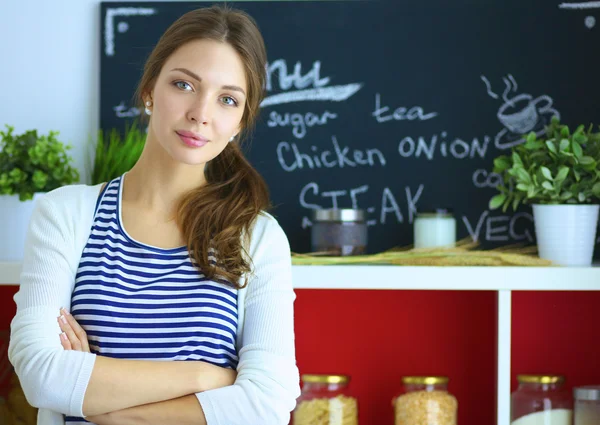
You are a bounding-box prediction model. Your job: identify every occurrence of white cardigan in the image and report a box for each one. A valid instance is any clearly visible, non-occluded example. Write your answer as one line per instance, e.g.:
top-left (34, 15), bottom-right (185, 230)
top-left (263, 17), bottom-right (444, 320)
top-left (8, 183), bottom-right (300, 425)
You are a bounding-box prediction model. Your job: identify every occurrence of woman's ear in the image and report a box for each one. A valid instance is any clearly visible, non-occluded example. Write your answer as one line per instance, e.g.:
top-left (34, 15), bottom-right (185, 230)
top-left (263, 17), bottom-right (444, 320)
top-left (142, 91), bottom-right (154, 116)
top-left (142, 89), bottom-right (154, 104)
top-left (233, 124), bottom-right (243, 140)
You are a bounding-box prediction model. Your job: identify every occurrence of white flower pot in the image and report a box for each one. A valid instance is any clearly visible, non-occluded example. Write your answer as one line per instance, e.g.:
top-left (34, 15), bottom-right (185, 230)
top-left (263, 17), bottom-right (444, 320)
top-left (532, 204), bottom-right (599, 267)
top-left (0, 193), bottom-right (45, 262)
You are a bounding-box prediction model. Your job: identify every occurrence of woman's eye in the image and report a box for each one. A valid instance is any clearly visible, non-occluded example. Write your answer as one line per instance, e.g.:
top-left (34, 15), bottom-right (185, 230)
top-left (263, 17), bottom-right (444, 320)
top-left (221, 96), bottom-right (238, 106)
top-left (174, 81), bottom-right (192, 91)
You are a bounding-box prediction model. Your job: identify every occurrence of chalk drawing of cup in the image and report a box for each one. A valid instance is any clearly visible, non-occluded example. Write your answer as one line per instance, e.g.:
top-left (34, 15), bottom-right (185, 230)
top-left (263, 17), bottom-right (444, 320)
top-left (497, 94), bottom-right (553, 134)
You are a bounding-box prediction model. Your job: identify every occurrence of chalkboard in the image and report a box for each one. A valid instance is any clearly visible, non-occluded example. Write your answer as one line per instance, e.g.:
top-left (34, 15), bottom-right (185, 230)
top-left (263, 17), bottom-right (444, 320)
top-left (100, 0), bottom-right (600, 255)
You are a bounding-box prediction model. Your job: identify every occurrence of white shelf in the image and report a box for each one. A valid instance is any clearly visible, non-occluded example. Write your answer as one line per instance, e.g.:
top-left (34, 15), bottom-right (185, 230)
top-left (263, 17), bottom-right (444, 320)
top-left (3, 263), bottom-right (600, 290)
top-left (2, 262), bottom-right (600, 290)
top-left (292, 265), bottom-right (600, 291)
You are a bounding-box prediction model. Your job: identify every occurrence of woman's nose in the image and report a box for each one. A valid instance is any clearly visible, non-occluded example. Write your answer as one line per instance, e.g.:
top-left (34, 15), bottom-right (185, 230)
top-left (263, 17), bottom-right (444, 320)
top-left (187, 96), bottom-right (211, 125)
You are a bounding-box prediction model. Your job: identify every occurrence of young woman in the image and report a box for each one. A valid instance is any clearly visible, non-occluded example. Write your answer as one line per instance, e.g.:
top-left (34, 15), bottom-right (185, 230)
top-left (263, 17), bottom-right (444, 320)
top-left (9, 5), bottom-right (300, 425)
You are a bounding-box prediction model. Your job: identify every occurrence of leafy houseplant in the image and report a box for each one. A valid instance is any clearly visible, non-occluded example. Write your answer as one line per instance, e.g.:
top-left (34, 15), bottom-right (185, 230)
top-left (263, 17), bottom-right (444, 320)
top-left (488, 117), bottom-right (600, 266)
top-left (489, 116), bottom-right (600, 212)
top-left (0, 125), bottom-right (80, 261)
top-left (0, 125), bottom-right (79, 201)
top-left (88, 121), bottom-right (146, 185)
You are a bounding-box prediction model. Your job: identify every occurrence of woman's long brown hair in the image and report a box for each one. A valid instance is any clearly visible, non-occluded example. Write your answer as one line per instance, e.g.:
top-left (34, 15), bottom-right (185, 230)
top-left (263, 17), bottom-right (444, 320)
top-left (135, 5), bottom-right (270, 288)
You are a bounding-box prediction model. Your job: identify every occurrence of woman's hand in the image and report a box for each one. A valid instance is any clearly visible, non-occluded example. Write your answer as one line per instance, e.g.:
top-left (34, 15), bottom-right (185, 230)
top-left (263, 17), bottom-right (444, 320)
top-left (57, 308), bottom-right (90, 352)
top-left (57, 309), bottom-right (113, 424)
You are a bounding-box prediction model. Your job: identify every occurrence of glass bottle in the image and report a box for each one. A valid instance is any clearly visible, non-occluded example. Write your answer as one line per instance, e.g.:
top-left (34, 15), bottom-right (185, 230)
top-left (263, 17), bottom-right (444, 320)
top-left (392, 376), bottom-right (457, 425)
top-left (413, 208), bottom-right (456, 249)
top-left (311, 209), bottom-right (367, 256)
top-left (511, 375), bottom-right (573, 424)
top-left (574, 385), bottom-right (600, 425)
top-left (293, 374), bottom-right (358, 425)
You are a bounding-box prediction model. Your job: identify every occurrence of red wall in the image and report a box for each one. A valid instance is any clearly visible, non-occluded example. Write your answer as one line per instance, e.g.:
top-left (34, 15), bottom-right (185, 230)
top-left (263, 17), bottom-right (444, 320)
top-left (0, 285), bottom-right (18, 397)
top-left (0, 287), bottom-right (18, 330)
top-left (1, 285), bottom-right (599, 424)
top-left (511, 291), bottom-right (600, 395)
top-left (294, 290), bottom-right (497, 425)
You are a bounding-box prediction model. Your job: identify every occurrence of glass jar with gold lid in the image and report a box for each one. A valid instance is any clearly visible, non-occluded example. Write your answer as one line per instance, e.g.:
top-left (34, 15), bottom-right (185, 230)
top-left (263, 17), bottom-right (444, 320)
top-left (511, 375), bottom-right (573, 425)
top-left (293, 374), bottom-right (358, 425)
top-left (392, 376), bottom-right (458, 425)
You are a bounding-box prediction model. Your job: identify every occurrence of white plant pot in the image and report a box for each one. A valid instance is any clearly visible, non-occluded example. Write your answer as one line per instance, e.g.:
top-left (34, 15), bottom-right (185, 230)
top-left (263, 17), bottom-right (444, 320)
top-left (532, 204), bottom-right (599, 267)
top-left (0, 193), bottom-right (45, 262)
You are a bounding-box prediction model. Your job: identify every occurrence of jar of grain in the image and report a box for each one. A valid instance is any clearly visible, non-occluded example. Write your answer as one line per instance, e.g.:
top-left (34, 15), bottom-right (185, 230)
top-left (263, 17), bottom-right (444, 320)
top-left (392, 376), bottom-right (457, 425)
top-left (293, 374), bottom-right (358, 425)
top-left (511, 375), bottom-right (573, 425)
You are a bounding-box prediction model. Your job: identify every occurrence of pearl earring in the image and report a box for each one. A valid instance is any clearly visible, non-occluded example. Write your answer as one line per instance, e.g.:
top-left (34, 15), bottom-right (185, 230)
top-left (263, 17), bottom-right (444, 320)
top-left (144, 100), bottom-right (152, 116)
top-left (229, 136), bottom-right (235, 142)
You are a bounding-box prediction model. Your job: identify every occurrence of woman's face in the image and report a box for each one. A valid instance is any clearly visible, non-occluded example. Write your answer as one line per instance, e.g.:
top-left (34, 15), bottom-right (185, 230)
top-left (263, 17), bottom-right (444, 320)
top-left (147, 39), bottom-right (247, 166)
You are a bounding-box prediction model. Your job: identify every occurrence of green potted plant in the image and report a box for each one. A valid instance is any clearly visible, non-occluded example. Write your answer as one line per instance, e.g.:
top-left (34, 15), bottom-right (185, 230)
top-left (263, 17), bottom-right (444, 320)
top-left (0, 125), bottom-right (79, 261)
top-left (87, 121), bottom-right (146, 185)
top-left (489, 116), bottom-right (600, 266)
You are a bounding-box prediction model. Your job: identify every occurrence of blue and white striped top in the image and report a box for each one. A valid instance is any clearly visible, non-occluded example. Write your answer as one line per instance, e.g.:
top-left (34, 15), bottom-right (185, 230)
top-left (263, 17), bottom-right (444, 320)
top-left (65, 175), bottom-right (238, 424)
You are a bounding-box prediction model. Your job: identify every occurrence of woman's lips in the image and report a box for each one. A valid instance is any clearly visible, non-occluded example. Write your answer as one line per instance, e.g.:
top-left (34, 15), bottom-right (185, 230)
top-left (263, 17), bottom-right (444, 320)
top-left (176, 131), bottom-right (208, 148)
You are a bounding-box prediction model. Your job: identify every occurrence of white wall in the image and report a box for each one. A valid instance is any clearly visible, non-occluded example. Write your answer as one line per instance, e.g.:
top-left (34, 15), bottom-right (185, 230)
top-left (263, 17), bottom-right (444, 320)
top-left (1, 0), bottom-right (302, 183)
top-left (1, 0), bottom-right (104, 181)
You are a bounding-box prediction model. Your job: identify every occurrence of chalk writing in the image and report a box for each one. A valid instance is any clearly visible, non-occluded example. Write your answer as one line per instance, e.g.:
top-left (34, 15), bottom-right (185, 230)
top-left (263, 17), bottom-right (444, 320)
top-left (277, 136), bottom-right (386, 171)
top-left (267, 110), bottom-right (338, 139)
top-left (372, 93), bottom-right (438, 123)
top-left (559, 1), bottom-right (599, 28)
top-left (463, 210), bottom-right (534, 242)
top-left (299, 182), bottom-right (423, 227)
top-left (473, 169), bottom-right (503, 189)
top-left (262, 59), bottom-right (362, 107)
top-left (398, 133), bottom-right (491, 160)
top-left (113, 101), bottom-right (141, 118)
top-left (104, 7), bottom-right (156, 56)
